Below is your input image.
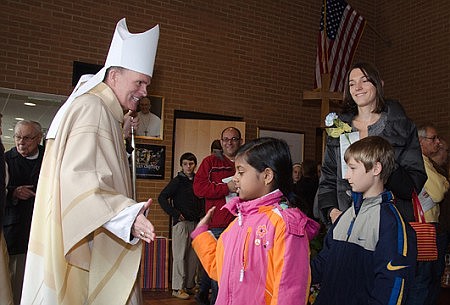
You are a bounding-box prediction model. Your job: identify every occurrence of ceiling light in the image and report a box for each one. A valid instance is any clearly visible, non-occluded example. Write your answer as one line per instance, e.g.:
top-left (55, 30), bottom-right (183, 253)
top-left (15, 117), bottom-right (24, 121)
top-left (24, 102), bottom-right (36, 106)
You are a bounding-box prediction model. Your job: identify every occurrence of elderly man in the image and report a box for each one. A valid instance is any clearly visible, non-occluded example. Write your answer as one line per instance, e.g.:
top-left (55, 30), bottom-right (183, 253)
top-left (407, 124), bottom-right (449, 305)
top-left (21, 19), bottom-right (159, 305)
top-left (136, 96), bottom-right (161, 137)
top-left (3, 120), bottom-right (43, 304)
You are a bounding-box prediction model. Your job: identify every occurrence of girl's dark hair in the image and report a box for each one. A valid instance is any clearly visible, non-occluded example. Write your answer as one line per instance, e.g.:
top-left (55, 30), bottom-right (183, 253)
top-left (236, 137), bottom-right (297, 205)
top-left (342, 62), bottom-right (385, 115)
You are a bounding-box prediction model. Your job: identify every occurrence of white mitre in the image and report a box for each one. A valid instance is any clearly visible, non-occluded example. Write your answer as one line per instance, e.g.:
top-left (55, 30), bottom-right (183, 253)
top-left (47, 18), bottom-right (160, 138)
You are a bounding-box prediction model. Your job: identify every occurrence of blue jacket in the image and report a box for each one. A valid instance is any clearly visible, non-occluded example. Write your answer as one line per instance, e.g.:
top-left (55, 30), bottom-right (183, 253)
top-left (311, 191), bottom-right (417, 305)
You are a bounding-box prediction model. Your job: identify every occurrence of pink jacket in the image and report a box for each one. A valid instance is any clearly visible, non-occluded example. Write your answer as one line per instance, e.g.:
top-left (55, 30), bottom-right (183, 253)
top-left (192, 190), bottom-right (320, 305)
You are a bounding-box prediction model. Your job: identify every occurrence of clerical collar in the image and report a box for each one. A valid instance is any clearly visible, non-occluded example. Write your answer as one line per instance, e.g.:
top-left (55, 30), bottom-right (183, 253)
top-left (26, 151), bottom-right (39, 160)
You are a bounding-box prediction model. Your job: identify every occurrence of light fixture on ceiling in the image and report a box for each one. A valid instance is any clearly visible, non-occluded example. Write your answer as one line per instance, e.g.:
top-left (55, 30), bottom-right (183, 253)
top-left (24, 102), bottom-right (36, 106)
top-left (15, 117), bottom-right (24, 121)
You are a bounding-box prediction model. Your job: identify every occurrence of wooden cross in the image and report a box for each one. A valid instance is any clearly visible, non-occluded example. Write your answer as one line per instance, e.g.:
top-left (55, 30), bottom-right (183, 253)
top-left (302, 73), bottom-right (343, 126)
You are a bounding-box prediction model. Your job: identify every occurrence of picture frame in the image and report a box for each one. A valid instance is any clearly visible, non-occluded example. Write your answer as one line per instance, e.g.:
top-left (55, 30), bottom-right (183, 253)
top-left (257, 128), bottom-right (305, 164)
top-left (135, 95), bottom-right (164, 140)
top-left (135, 143), bottom-right (166, 179)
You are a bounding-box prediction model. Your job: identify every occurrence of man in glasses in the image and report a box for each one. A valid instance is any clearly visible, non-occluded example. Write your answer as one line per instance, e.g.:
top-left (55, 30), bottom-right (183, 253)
top-left (193, 127), bottom-right (243, 305)
top-left (408, 124), bottom-right (449, 305)
top-left (3, 120), bottom-right (43, 304)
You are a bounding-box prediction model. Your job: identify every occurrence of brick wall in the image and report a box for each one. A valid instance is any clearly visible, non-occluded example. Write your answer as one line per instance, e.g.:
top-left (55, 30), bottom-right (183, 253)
top-left (374, 0), bottom-right (450, 137)
top-left (1, 0), bottom-right (447, 236)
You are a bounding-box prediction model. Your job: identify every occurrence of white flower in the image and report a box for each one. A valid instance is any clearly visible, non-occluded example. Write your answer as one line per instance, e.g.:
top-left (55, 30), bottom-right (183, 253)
top-left (324, 112), bottom-right (353, 140)
top-left (325, 112), bottom-right (338, 127)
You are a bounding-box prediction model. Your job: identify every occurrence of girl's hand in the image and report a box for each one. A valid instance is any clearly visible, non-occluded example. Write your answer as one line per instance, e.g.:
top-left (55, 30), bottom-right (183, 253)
top-left (197, 207), bottom-right (216, 228)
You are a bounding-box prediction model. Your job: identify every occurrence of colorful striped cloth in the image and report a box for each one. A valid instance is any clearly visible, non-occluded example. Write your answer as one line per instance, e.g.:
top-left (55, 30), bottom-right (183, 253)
top-left (141, 237), bottom-right (169, 290)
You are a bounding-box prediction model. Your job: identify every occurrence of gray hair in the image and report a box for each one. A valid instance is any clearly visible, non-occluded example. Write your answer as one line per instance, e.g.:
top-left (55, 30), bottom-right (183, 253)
top-left (14, 120), bottom-right (43, 136)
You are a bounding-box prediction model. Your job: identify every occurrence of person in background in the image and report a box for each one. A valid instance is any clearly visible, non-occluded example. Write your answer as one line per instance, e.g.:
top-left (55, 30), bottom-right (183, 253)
top-left (158, 152), bottom-right (203, 300)
top-left (3, 120), bottom-right (43, 304)
top-left (192, 137), bottom-right (319, 305)
top-left (408, 125), bottom-right (449, 305)
top-left (193, 127), bottom-right (242, 305)
top-left (433, 139), bottom-right (450, 237)
top-left (194, 138), bottom-right (223, 304)
top-left (294, 159), bottom-right (319, 219)
top-left (311, 136), bottom-right (417, 305)
top-left (136, 96), bottom-right (161, 137)
top-left (0, 113), bottom-right (14, 305)
top-left (21, 18), bottom-right (159, 305)
top-left (210, 139), bottom-right (222, 155)
top-left (317, 62), bottom-right (426, 226)
top-left (292, 162), bottom-right (302, 184)
top-left (431, 139), bottom-right (450, 290)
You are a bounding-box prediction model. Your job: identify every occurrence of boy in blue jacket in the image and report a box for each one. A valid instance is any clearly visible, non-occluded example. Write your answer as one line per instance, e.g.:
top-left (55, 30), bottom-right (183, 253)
top-left (311, 136), bottom-right (417, 305)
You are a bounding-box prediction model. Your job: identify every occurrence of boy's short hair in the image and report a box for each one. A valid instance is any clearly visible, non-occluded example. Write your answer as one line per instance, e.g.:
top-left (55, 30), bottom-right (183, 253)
top-left (180, 152), bottom-right (197, 166)
top-left (344, 136), bottom-right (395, 183)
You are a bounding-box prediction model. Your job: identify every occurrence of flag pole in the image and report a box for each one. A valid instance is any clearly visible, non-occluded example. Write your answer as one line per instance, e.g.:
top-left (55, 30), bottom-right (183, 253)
top-left (365, 22), bottom-right (391, 47)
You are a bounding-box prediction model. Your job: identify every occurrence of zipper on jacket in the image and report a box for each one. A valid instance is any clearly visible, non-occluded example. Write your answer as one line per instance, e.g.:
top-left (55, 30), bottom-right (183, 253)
top-left (240, 229), bottom-right (251, 282)
top-left (346, 217), bottom-right (355, 241)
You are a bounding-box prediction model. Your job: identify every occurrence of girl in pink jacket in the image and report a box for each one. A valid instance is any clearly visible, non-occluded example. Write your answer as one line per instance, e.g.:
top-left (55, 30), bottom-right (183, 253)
top-left (192, 137), bottom-right (320, 305)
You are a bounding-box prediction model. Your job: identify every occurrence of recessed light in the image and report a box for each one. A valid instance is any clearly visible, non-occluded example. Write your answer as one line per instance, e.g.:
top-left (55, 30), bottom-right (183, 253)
top-left (24, 102), bottom-right (36, 106)
top-left (15, 117), bottom-right (24, 121)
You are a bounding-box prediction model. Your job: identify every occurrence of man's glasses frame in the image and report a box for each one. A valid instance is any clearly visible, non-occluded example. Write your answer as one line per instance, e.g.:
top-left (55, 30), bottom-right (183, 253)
top-left (14, 135), bottom-right (37, 142)
top-left (422, 135), bottom-right (440, 142)
top-left (221, 137), bottom-right (240, 143)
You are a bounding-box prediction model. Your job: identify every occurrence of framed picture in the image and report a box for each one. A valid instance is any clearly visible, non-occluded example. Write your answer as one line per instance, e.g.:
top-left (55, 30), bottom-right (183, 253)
top-left (135, 144), bottom-right (166, 179)
top-left (257, 128), bottom-right (304, 164)
top-left (135, 95), bottom-right (164, 140)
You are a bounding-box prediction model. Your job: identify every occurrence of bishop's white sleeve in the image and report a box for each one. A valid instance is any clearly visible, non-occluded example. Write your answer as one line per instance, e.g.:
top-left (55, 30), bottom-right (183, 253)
top-left (103, 202), bottom-right (146, 245)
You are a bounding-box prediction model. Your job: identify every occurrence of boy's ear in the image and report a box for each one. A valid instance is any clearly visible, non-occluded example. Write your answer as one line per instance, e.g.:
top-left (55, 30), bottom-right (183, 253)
top-left (372, 161), bottom-right (382, 176)
top-left (264, 168), bottom-right (274, 185)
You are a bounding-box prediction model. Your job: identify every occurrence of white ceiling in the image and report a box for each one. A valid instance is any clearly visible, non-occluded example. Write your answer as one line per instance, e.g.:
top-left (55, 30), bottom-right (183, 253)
top-left (0, 87), bottom-right (66, 151)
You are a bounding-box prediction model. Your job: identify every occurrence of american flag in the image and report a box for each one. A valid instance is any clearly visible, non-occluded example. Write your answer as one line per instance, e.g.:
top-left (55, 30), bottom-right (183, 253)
top-left (315, 0), bottom-right (366, 92)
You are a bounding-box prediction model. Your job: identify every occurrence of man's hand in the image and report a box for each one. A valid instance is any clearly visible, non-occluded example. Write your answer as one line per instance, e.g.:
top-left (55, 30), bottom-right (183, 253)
top-left (14, 185), bottom-right (35, 200)
top-left (123, 111), bottom-right (139, 139)
top-left (227, 180), bottom-right (237, 193)
top-left (131, 198), bottom-right (156, 243)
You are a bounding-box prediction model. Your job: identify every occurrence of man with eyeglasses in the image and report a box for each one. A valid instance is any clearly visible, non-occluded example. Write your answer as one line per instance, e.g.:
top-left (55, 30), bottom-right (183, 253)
top-left (3, 120), bottom-right (44, 304)
top-left (193, 127), bottom-right (243, 305)
top-left (408, 124), bottom-right (450, 305)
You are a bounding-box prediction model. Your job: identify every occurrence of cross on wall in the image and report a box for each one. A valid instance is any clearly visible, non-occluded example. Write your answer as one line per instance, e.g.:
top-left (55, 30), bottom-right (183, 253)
top-left (303, 73), bottom-right (343, 126)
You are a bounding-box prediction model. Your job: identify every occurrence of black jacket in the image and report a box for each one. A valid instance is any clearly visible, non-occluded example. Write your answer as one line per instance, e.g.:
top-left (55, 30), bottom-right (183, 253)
top-left (158, 172), bottom-right (204, 225)
top-left (317, 100), bottom-right (427, 223)
top-left (3, 145), bottom-right (44, 254)
top-left (0, 140), bottom-right (5, 231)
